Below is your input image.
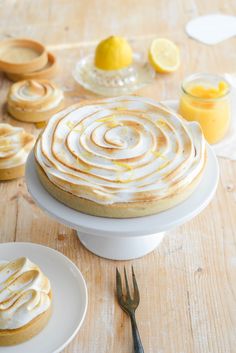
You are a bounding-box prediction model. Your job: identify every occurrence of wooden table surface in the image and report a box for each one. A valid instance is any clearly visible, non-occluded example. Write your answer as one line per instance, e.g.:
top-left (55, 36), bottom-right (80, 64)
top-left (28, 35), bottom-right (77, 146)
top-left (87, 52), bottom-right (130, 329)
top-left (0, 1), bottom-right (236, 352)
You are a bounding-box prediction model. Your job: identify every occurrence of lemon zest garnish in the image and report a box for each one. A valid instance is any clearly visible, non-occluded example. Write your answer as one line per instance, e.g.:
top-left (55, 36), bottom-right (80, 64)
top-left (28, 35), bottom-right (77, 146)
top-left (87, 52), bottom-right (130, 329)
top-left (81, 150), bottom-right (92, 158)
top-left (152, 150), bottom-right (162, 158)
top-left (156, 119), bottom-right (166, 127)
top-left (114, 160), bottom-right (134, 182)
top-left (113, 161), bottom-right (133, 171)
top-left (151, 150), bottom-right (168, 160)
top-left (5, 275), bottom-right (14, 284)
top-left (97, 116), bottom-right (115, 123)
top-left (107, 122), bottom-right (119, 128)
top-left (115, 107), bottom-right (126, 111)
top-left (66, 121), bottom-right (75, 130)
top-left (73, 125), bottom-right (83, 133)
top-left (66, 121), bottom-right (85, 134)
top-left (157, 161), bottom-right (169, 171)
top-left (35, 121), bottom-right (47, 129)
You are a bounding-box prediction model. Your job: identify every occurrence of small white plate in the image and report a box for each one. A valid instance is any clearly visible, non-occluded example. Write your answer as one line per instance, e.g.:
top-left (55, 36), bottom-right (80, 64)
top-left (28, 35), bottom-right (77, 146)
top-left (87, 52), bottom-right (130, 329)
top-left (0, 243), bottom-right (88, 353)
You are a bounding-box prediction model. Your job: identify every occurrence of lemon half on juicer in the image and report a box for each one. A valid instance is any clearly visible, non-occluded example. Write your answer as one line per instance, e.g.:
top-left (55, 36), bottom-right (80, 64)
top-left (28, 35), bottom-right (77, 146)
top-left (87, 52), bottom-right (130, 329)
top-left (94, 36), bottom-right (133, 71)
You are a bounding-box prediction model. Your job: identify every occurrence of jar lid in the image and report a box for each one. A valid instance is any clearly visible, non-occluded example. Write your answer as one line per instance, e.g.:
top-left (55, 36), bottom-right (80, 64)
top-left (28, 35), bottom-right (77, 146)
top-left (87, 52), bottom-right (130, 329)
top-left (6, 52), bottom-right (58, 81)
top-left (0, 38), bottom-right (47, 73)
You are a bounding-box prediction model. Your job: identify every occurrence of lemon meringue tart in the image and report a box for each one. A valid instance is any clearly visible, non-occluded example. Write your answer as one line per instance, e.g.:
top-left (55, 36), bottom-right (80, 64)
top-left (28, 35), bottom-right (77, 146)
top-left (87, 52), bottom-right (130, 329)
top-left (0, 257), bottom-right (52, 346)
top-left (35, 96), bottom-right (207, 218)
top-left (7, 79), bottom-right (64, 123)
top-left (0, 123), bottom-right (35, 181)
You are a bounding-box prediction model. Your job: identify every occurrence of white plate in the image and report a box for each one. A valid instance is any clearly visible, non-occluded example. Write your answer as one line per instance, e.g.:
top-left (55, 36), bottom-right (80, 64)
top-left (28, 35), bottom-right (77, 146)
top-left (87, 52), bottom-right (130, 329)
top-left (0, 243), bottom-right (88, 353)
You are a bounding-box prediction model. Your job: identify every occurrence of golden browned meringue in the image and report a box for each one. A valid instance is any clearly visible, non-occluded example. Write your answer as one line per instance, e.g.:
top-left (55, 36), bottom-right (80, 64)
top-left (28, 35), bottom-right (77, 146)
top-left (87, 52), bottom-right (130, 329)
top-left (0, 257), bottom-right (51, 330)
top-left (0, 123), bottom-right (35, 181)
top-left (7, 79), bottom-right (64, 123)
top-left (35, 96), bottom-right (207, 218)
top-left (0, 257), bottom-right (52, 346)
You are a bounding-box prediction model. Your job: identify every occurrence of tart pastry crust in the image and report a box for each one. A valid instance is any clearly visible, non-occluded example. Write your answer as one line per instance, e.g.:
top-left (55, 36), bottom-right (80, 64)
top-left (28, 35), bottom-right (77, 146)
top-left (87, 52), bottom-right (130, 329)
top-left (0, 296), bottom-right (52, 346)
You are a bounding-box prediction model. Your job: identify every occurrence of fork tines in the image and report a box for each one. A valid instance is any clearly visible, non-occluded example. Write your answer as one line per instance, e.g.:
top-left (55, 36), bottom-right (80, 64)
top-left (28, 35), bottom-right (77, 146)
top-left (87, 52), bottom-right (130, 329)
top-left (116, 266), bottom-right (140, 309)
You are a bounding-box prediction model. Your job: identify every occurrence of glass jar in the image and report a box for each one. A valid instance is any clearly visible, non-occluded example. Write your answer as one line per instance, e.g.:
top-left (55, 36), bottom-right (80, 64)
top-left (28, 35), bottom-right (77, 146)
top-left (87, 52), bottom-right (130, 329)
top-left (179, 73), bottom-right (231, 144)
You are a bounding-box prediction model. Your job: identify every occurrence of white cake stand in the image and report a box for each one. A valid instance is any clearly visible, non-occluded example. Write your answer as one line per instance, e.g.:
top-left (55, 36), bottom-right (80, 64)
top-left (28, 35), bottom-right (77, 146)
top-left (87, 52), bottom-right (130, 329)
top-left (26, 146), bottom-right (219, 260)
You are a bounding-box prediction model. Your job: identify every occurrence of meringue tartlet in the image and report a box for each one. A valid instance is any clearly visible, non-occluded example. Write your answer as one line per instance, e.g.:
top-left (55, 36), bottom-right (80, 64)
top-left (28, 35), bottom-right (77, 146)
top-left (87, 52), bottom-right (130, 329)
top-left (35, 96), bottom-right (207, 218)
top-left (0, 257), bottom-right (52, 346)
top-left (0, 123), bottom-right (35, 181)
top-left (7, 79), bottom-right (64, 123)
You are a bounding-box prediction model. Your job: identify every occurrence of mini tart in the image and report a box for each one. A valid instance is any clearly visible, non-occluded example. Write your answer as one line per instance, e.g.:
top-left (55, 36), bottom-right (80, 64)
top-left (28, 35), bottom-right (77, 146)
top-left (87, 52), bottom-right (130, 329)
top-left (35, 96), bottom-right (207, 218)
top-left (7, 79), bottom-right (64, 123)
top-left (0, 123), bottom-right (35, 181)
top-left (0, 257), bottom-right (52, 346)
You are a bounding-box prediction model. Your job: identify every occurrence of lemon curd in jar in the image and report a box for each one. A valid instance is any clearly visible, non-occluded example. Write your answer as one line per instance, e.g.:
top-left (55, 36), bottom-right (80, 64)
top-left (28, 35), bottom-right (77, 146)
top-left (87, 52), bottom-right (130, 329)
top-left (179, 73), bottom-right (231, 144)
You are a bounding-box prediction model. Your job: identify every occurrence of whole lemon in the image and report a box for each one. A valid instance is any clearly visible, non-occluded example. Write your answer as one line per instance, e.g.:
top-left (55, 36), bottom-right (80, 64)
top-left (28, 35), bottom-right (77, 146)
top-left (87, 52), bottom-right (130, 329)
top-left (94, 36), bottom-right (133, 71)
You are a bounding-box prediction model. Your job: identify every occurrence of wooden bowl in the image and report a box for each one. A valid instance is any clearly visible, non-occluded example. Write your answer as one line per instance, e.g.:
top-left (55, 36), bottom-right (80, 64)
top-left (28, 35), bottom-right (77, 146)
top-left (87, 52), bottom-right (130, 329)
top-left (0, 38), bottom-right (47, 73)
top-left (6, 52), bottom-right (58, 81)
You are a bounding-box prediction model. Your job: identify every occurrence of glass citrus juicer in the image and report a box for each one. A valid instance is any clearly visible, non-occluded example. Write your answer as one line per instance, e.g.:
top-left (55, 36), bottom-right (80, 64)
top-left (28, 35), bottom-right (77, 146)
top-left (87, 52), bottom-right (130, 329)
top-left (73, 35), bottom-right (155, 96)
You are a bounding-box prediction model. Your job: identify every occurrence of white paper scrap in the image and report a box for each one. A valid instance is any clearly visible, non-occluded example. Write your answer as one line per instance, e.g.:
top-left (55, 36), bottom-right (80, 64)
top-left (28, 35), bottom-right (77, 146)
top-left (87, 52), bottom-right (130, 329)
top-left (186, 14), bottom-right (236, 45)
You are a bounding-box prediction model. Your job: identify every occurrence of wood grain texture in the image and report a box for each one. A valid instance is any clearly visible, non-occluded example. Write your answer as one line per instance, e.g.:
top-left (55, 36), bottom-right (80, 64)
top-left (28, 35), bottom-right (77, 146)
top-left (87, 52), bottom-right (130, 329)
top-left (0, 1), bottom-right (236, 352)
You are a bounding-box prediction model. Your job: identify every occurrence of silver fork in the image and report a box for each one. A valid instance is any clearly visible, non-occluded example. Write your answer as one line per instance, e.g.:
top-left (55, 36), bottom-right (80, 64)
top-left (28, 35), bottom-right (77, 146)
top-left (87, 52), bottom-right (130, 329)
top-left (116, 267), bottom-right (144, 353)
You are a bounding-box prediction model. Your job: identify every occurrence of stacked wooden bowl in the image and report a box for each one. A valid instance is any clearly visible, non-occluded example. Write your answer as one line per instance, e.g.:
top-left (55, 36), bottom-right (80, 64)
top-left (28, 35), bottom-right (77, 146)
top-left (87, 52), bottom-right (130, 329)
top-left (0, 38), bottom-right (58, 81)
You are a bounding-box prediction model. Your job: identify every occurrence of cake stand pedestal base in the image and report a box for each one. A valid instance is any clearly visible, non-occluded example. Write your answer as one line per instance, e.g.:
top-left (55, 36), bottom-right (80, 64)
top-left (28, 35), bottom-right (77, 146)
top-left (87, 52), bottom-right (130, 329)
top-left (77, 231), bottom-right (165, 260)
top-left (26, 145), bottom-right (219, 261)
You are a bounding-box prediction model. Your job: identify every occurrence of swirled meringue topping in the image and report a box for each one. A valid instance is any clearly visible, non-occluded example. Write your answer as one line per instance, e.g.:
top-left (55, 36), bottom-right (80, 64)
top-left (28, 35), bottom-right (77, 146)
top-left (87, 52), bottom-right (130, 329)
top-left (0, 124), bottom-right (35, 169)
top-left (0, 257), bottom-right (51, 330)
top-left (8, 79), bottom-right (64, 112)
top-left (35, 96), bottom-right (206, 205)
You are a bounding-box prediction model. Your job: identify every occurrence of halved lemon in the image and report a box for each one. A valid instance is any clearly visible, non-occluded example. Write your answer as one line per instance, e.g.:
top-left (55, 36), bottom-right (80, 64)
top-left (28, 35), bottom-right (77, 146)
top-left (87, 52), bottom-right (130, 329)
top-left (148, 38), bottom-right (180, 73)
top-left (94, 36), bottom-right (133, 71)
